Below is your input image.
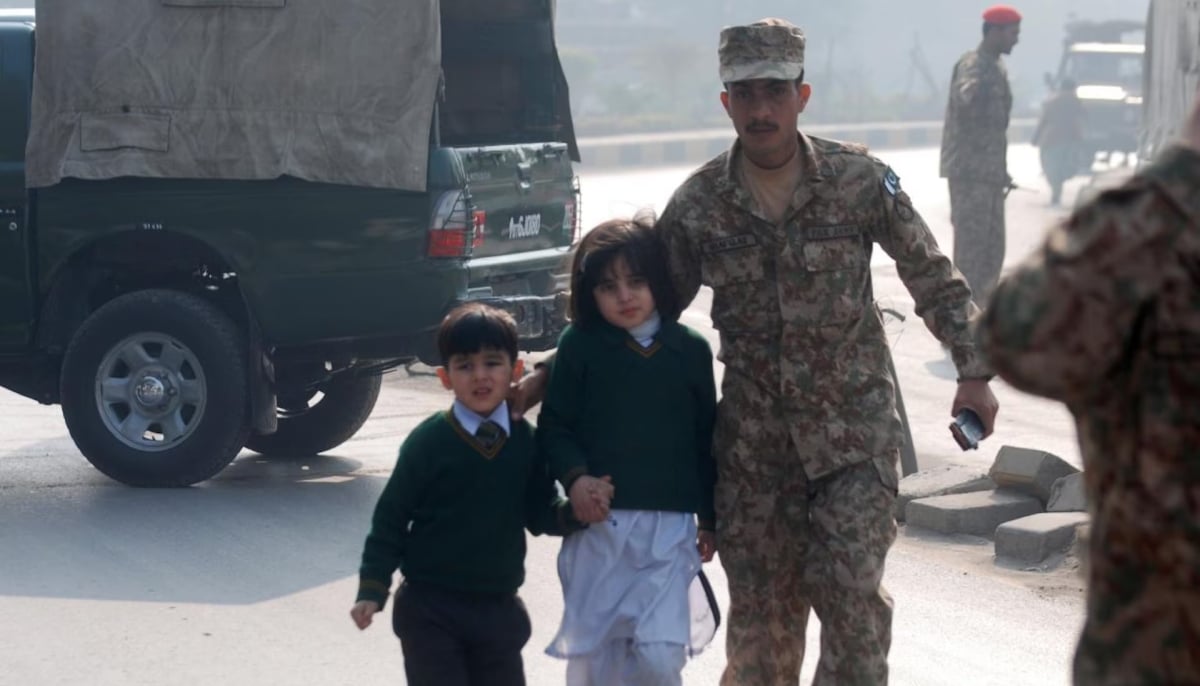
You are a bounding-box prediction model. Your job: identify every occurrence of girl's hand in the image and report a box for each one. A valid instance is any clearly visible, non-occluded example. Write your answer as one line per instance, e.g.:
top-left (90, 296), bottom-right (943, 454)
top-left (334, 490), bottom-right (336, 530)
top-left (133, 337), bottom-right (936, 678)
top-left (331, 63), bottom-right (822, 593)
top-left (697, 530), bottom-right (717, 563)
top-left (350, 600), bottom-right (381, 630)
top-left (569, 475), bottom-right (613, 523)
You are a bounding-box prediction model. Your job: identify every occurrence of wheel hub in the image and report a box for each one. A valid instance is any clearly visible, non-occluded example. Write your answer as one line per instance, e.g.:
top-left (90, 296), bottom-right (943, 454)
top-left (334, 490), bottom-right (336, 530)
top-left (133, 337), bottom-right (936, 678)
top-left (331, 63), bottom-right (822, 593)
top-left (94, 334), bottom-right (208, 451)
top-left (133, 373), bottom-right (171, 409)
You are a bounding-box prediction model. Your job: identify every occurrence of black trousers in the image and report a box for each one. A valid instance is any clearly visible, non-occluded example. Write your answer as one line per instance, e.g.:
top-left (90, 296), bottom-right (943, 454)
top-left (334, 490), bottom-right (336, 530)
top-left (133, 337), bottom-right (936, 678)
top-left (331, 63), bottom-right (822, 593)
top-left (392, 581), bottom-right (532, 686)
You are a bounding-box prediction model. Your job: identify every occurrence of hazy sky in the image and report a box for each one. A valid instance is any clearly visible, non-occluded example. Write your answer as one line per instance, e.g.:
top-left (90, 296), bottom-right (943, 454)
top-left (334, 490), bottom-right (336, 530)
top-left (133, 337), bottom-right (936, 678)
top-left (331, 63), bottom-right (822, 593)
top-left (559, 0), bottom-right (1150, 110)
top-left (5, 0), bottom-right (1150, 115)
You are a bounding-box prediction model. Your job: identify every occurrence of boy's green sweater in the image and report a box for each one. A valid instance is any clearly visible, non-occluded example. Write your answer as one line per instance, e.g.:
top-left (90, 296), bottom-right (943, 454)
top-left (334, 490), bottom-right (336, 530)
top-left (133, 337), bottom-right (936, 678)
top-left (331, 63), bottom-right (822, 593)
top-left (538, 320), bottom-right (718, 529)
top-left (356, 411), bottom-right (579, 607)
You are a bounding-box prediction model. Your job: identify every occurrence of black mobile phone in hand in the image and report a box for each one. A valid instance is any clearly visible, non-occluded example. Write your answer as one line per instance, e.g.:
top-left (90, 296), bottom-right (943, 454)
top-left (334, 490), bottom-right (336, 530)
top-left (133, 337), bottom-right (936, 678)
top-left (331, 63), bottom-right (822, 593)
top-left (949, 409), bottom-right (985, 451)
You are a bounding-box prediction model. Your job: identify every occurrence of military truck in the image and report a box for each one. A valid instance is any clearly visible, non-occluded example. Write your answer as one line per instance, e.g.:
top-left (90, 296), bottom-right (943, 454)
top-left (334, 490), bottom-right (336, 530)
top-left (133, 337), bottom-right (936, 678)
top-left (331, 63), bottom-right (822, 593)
top-left (0, 2), bottom-right (580, 486)
top-left (1046, 19), bottom-right (1145, 168)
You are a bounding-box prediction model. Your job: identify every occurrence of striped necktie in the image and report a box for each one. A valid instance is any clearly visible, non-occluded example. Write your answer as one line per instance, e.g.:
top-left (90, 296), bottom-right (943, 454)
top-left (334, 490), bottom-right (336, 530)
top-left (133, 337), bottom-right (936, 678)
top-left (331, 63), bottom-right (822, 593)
top-left (475, 420), bottom-right (505, 450)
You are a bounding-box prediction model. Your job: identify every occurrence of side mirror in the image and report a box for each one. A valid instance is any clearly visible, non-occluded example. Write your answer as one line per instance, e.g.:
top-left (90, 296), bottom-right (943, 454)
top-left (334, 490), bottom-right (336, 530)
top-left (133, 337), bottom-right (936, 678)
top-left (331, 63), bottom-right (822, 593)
top-left (1044, 72), bottom-right (1055, 89)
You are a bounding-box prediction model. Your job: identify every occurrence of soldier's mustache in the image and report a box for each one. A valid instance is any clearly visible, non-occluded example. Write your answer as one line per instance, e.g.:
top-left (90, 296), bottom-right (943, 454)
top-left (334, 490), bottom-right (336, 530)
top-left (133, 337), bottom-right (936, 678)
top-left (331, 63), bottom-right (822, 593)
top-left (747, 121), bottom-right (777, 132)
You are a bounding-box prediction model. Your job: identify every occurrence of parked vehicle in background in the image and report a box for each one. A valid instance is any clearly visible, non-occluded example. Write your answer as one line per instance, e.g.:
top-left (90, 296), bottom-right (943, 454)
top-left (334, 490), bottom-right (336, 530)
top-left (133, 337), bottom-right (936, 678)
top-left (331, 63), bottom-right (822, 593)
top-left (1046, 19), bottom-right (1145, 170)
top-left (0, 2), bottom-right (580, 487)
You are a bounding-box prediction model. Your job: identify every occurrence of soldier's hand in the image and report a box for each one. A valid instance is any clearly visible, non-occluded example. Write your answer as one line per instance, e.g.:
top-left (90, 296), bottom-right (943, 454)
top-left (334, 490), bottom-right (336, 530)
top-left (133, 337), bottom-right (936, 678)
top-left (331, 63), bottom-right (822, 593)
top-left (952, 379), bottom-right (999, 438)
top-left (508, 363), bottom-right (550, 420)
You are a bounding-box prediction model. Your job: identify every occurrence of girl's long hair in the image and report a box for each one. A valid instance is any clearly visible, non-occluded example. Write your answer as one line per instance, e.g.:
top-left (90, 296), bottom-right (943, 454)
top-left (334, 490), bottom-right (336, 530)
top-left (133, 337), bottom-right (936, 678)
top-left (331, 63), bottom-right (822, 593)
top-left (568, 217), bottom-right (681, 328)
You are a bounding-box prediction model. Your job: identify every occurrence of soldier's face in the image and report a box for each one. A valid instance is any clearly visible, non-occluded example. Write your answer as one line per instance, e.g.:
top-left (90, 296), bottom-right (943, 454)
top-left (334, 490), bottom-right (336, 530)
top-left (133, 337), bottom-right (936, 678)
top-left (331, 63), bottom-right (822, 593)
top-left (721, 79), bottom-right (811, 165)
top-left (994, 23), bottom-right (1020, 54)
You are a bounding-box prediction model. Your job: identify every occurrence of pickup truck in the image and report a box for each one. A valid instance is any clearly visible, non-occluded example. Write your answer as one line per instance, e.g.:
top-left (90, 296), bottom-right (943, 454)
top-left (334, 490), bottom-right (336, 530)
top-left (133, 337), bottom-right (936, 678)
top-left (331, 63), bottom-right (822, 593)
top-left (1046, 19), bottom-right (1145, 168)
top-left (0, 2), bottom-right (579, 486)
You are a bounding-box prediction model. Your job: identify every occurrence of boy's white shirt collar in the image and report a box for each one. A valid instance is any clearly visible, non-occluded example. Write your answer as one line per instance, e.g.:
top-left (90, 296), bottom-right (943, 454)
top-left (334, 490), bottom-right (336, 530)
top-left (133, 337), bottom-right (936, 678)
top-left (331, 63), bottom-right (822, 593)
top-left (452, 399), bottom-right (511, 437)
top-left (628, 310), bottom-right (662, 348)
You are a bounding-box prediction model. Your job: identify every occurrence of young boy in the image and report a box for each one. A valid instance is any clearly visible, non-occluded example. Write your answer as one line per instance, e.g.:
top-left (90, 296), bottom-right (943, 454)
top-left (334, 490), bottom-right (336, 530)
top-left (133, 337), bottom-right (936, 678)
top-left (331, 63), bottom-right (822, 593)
top-left (349, 303), bottom-right (598, 686)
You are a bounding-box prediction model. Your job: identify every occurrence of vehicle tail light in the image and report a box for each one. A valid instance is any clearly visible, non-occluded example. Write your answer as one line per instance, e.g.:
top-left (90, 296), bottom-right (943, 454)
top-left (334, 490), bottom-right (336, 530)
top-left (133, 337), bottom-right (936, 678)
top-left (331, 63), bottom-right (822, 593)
top-left (428, 191), bottom-right (472, 258)
top-left (472, 210), bottom-right (487, 248)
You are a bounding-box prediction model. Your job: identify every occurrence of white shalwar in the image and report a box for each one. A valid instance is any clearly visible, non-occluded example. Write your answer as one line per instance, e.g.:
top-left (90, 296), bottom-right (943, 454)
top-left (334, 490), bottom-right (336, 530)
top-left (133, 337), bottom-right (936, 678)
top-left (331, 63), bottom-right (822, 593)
top-left (547, 509), bottom-right (700, 686)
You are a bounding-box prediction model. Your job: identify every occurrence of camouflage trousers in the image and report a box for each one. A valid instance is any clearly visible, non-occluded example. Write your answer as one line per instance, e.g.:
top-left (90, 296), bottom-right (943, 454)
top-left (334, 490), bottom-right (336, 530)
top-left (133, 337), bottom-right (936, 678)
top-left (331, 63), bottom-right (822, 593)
top-left (948, 179), bottom-right (1006, 305)
top-left (715, 415), bottom-right (898, 685)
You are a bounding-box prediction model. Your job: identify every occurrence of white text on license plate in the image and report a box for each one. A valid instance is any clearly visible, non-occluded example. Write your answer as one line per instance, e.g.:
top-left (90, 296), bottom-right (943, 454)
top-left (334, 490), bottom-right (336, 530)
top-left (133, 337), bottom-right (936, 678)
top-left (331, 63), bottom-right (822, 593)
top-left (508, 214), bottom-right (542, 239)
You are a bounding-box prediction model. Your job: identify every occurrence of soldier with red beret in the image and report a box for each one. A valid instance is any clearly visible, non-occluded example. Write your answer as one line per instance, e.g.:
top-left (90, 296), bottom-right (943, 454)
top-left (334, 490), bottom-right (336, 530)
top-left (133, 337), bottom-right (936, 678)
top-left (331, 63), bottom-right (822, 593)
top-left (982, 5), bottom-right (1022, 25)
top-left (939, 5), bottom-right (1022, 306)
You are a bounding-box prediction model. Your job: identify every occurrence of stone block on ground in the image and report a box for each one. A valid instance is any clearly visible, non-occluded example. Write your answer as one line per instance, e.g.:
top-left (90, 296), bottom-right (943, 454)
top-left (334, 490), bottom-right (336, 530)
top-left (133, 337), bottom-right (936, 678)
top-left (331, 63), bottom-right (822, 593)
top-left (995, 512), bottom-right (1091, 563)
top-left (906, 489), bottom-right (1043, 537)
top-left (1047, 472), bottom-right (1088, 512)
top-left (894, 464), bottom-right (996, 522)
top-left (989, 446), bottom-right (1080, 505)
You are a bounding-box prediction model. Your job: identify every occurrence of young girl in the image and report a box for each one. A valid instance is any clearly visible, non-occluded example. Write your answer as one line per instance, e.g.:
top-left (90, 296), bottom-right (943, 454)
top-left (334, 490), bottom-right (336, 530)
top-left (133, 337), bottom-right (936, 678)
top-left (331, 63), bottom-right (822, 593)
top-left (539, 217), bottom-right (718, 686)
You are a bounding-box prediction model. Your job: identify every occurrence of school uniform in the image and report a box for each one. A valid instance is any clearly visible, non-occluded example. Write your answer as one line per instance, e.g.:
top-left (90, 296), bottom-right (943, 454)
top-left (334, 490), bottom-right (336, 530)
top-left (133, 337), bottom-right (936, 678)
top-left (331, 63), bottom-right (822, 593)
top-left (356, 401), bottom-right (580, 686)
top-left (538, 314), bottom-right (718, 686)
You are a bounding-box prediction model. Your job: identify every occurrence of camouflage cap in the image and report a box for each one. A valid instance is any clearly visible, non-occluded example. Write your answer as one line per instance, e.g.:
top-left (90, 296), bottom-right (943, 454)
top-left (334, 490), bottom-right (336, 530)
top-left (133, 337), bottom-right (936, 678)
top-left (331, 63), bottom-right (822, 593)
top-left (718, 18), bottom-right (806, 84)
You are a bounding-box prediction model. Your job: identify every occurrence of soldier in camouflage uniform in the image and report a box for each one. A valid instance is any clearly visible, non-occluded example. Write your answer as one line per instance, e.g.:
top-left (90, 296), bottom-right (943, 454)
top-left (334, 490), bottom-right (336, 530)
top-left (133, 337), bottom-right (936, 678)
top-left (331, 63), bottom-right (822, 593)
top-left (652, 19), bottom-right (1000, 686)
top-left (977, 97), bottom-right (1200, 686)
top-left (939, 5), bottom-right (1021, 305)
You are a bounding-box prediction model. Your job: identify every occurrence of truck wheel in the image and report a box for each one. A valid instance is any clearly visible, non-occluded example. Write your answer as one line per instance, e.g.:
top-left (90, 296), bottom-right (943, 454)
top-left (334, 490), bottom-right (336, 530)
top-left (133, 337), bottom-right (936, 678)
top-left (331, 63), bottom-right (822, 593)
top-left (246, 374), bottom-right (381, 457)
top-left (60, 290), bottom-right (250, 487)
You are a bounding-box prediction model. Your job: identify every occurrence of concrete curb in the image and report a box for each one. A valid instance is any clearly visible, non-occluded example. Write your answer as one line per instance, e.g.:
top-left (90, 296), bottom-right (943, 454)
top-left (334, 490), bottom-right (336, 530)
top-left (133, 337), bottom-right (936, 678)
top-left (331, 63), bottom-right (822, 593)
top-left (576, 118), bottom-right (1037, 170)
top-left (995, 512), bottom-right (1090, 563)
top-left (989, 445), bottom-right (1080, 506)
top-left (906, 489), bottom-right (1043, 538)
top-left (895, 464), bottom-right (996, 523)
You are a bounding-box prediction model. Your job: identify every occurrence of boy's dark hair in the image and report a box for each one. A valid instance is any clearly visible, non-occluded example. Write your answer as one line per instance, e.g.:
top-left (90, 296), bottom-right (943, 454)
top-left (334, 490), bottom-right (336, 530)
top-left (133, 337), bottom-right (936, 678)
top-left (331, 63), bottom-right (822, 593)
top-left (436, 303), bottom-right (519, 365)
top-left (568, 217), bottom-right (681, 328)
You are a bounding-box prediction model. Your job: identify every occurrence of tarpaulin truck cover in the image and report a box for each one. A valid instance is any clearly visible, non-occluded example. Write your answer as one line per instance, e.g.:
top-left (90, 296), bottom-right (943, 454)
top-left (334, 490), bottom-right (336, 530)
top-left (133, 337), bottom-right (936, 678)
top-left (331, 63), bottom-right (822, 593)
top-left (26, 0), bottom-right (441, 191)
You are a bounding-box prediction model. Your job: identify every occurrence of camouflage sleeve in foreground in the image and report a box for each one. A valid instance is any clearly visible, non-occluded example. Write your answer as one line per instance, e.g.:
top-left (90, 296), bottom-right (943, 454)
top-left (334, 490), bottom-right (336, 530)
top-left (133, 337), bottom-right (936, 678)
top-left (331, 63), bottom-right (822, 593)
top-left (868, 160), bottom-right (991, 379)
top-left (977, 146), bottom-right (1200, 402)
top-left (656, 190), bottom-right (704, 310)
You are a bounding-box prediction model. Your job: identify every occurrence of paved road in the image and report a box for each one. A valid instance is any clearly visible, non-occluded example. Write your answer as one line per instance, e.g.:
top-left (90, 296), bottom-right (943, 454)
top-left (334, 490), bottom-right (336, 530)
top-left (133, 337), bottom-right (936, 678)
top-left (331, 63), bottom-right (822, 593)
top-left (0, 144), bottom-right (1102, 685)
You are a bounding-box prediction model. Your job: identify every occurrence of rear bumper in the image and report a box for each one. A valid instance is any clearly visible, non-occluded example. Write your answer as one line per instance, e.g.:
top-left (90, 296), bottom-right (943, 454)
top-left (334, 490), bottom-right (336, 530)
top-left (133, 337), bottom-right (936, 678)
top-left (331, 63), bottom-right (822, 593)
top-left (465, 247), bottom-right (571, 287)
top-left (462, 291), bottom-right (569, 351)
top-left (462, 247), bottom-right (571, 350)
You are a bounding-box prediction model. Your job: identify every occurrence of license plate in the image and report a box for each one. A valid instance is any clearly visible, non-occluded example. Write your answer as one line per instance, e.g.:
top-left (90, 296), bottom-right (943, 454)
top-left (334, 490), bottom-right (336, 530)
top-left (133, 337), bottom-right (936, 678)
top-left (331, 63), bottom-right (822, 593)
top-left (507, 213), bottom-right (542, 239)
